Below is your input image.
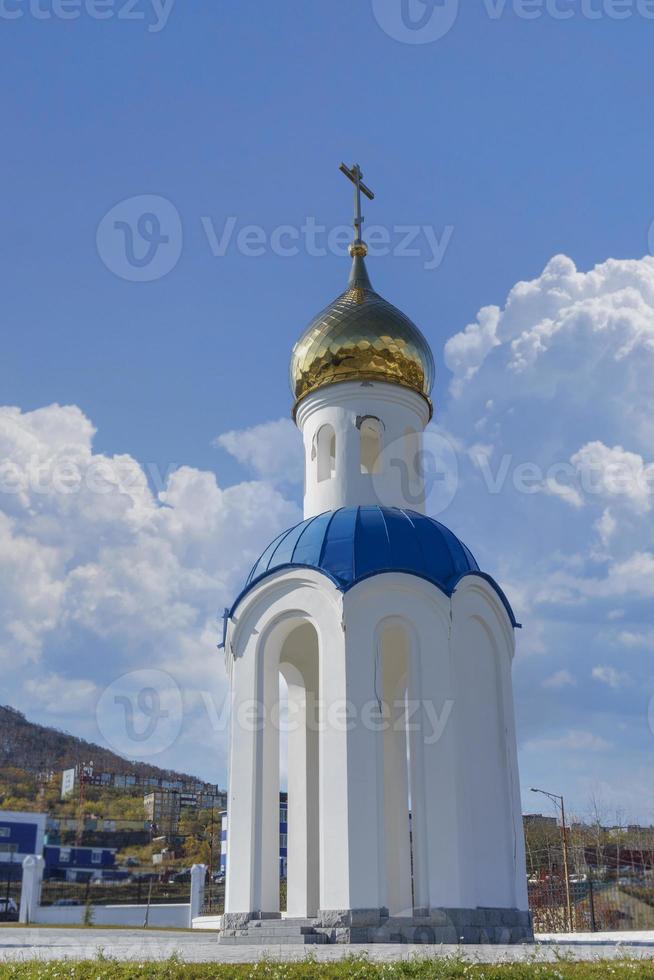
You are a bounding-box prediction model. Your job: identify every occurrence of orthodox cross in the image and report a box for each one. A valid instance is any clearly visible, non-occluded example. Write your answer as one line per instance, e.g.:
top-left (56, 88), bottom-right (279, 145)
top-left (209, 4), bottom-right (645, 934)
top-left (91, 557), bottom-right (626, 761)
top-left (339, 162), bottom-right (374, 244)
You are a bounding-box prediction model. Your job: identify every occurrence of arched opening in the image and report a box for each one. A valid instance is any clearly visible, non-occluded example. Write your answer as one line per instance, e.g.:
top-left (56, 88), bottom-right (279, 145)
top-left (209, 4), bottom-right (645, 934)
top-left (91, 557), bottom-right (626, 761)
top-left (257, 618), bottom-right (320, 918)
top-left (360, 418), bottom-right (382, 475)
top-left (279, 623), bottom-right (320, 918)
top-left (378, 622), bottom-right (414, 917)
top-left (316, 425), bottom-right (336, 482)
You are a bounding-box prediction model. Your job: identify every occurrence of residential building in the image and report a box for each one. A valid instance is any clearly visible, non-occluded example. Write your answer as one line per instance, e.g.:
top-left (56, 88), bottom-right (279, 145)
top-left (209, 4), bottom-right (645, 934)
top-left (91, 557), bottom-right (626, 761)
top-left (43, 844), bottom-right (126, 882)
top-left (0, 811), bottom-right (46, 879)
top-left (220, 792), bottom-right (287, 878)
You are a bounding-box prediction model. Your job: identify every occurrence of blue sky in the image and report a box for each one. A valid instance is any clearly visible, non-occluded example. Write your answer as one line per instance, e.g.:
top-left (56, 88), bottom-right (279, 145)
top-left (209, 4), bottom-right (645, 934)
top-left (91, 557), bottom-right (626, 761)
top-left (2, 1), bottom-right (654, 822)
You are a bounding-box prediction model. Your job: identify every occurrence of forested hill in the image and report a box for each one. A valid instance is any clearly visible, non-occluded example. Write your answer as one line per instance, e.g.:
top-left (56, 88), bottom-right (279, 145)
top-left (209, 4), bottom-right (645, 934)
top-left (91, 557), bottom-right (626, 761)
top-left (0, 704), bottom-right (196, 782)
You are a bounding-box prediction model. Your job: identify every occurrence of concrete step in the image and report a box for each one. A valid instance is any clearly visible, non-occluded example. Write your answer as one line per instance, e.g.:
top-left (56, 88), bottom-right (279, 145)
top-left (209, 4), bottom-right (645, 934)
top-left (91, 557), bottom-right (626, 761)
top-left (249, 918), bottom-right (318, 928)
top-left (251, 926), bottom-right (319, 934)
top-left (223, 925), bottom-right (320, 936)
top-left (218, 915), bottom-right (332, 945)
top-left (220, 934), bottom-right (328, 945)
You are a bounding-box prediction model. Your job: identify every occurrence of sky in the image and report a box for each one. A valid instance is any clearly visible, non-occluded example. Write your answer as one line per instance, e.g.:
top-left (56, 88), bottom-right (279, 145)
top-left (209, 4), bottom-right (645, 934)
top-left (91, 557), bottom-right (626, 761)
top-left (1, 0), bottom-right (654, 823)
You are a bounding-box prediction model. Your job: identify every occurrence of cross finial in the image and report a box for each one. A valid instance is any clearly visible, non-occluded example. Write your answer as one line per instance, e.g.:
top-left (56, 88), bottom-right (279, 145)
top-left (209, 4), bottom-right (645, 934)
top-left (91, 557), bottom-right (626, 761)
top-left (339, 162), bottom-right (374, 256)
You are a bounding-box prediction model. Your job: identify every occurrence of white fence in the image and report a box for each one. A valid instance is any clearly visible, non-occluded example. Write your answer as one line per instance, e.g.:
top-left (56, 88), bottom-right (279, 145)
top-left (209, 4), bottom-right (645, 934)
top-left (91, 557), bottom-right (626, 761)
top-left (19, 856), bottom-right (206, 929)
top-left (34, 902), bottom-right (191, 928)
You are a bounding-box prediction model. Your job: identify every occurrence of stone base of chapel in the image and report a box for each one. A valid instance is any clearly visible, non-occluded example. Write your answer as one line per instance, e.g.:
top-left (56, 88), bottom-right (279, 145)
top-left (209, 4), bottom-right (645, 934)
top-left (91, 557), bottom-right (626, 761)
top-left (217, 907), bottom-right (534, 944)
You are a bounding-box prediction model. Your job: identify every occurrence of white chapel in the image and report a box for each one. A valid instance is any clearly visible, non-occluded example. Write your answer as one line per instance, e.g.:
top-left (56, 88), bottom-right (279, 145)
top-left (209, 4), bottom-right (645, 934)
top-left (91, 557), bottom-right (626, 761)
top-left (218, 165), bottom-right (531, 945)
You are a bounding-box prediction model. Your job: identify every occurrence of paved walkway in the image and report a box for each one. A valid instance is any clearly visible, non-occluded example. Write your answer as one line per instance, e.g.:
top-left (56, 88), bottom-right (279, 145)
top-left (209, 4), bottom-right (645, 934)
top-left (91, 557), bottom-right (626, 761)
top-left (2, 927), bottom-right (654, 962)
top-left (541, 930), bottom-right (654, 946)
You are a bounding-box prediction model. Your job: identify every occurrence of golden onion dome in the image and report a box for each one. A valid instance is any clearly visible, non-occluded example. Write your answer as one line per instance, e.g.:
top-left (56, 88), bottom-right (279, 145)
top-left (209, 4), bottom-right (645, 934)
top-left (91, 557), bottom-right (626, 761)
top-left (290, 246), bottom-right (435, 417)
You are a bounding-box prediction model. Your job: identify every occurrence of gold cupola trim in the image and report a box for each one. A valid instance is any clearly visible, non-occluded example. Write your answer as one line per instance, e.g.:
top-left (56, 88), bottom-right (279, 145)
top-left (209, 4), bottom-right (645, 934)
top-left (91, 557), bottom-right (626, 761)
top-left (289, 163), bottom-right (435, 419)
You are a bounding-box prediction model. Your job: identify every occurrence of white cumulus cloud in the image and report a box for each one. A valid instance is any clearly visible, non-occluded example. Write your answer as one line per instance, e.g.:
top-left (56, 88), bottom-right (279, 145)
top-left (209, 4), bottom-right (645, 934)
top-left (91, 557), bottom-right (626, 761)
top-left (592, 665), bottom-right (630, 689)
top-left (215, 418), bottom-right (302, 483)
top-left (0, 403), bottom-right (301, 778)
top-left (525, 729), bottom-right (611, 753)
top-left (542, 669), bottom-right (576, 689)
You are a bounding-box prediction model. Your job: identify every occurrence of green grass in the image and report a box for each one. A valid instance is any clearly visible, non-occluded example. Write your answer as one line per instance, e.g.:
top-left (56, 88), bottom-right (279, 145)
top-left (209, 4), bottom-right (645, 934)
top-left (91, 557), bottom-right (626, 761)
top-left (2, 957), bottom-right (654, 979)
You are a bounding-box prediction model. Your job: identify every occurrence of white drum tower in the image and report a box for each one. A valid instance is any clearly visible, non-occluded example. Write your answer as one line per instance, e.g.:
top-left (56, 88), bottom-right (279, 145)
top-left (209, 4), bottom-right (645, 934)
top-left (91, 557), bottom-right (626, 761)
top-left (219, 164), bottom-right (531, 945)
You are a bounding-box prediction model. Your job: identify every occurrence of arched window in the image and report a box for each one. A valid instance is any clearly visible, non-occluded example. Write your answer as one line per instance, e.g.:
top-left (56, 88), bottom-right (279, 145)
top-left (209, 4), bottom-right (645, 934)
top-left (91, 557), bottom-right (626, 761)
top-left (316, 424), bottom-right (336, 482)
top-left (360, 418), bottom-right (382, 475)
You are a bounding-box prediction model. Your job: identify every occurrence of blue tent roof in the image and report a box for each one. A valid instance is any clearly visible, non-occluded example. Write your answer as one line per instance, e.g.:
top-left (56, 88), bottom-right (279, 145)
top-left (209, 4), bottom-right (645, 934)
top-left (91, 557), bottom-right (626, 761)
top-left (230, 507), bottom-right (519, 627)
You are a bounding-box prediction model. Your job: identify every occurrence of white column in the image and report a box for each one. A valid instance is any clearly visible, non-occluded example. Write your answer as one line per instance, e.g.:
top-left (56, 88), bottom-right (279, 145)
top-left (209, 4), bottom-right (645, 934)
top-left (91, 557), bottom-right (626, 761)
top-left (318, 624), bottom-right (355, 912)
top-left (501, 653), bottom-right (529, 910)
top-left (19, 855), bottom-right (44, 924)
top-left (188, 864), bottom-right (207, 926)
top-left (419, 612), bottom-right (466, 909)
top-left (284, 659), bottom-right (319, 918)
top-left (320, 615), bottom-right (386, 914)
top-left (306, 699), bottom-right (320, 917)
top-left (452, 613), bottom-right (516, 909)
top-left (382, 661), bottom-right (412, 916)
top-left (257, 640), bottom-right (280, 915)
top-left (407, 639), bottom-right (430, 914)
top-left (224, 644), bottom-right (259, 915)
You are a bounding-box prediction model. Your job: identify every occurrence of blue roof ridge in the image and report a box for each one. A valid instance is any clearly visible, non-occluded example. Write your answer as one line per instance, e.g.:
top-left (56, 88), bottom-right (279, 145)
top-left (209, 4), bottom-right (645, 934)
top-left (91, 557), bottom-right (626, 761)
top-left (231, 506), bottom-right (516, 628)
top-left (283, 512), bottom-right (322, 566)
top-left (352, 506), bottom-right (361, 581)
top-left (317, 509), bottom-right (341, 566)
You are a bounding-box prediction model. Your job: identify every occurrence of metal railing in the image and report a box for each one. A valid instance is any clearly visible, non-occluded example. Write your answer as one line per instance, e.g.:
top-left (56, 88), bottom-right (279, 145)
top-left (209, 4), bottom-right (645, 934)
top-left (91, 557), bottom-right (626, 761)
top-left (39, 871), bottom-right (190, 908)
top-left (0, 867), bottom-right (21, 921)
top-left (528, 878), bottom-right (654, 933)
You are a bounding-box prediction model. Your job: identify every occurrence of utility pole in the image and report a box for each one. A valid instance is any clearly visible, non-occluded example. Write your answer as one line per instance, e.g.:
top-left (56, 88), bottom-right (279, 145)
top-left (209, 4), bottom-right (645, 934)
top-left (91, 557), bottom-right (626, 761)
top-left (531, 787), bottom-right (573, 933)
top-left (75, 762), bottom-right (93, 846)
top-left (208, 805), bottom-right (214, 876)
top-left (208, 805), bottom-right (214, 913)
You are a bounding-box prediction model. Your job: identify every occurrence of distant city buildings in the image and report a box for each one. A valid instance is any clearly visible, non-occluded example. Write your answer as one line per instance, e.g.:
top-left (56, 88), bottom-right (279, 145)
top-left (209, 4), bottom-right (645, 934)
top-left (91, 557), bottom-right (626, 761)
top-left (60, 763), bottom-right (224, 801)
top-left (524, 813), bottom-right (558, 828)
top-left (0, 811), bottom-right (46, 878)
top-left (220, 792), bottom-right (288, 878)
top-left (0, 811), bottom-right (123, 882)
top-left (144, 788), bottom-right (227, 839)
top-left (144, 790), bottom-right (182, 838)
top-left (43, 843), bottom-right (124, 882)
top-left (46, 815), bottom-right (150, 849)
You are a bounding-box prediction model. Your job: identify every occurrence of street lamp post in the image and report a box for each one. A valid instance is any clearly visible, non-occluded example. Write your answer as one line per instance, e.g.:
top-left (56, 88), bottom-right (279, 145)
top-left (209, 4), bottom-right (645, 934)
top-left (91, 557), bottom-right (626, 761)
top-left (531, 787), bottom-right (573, 933)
